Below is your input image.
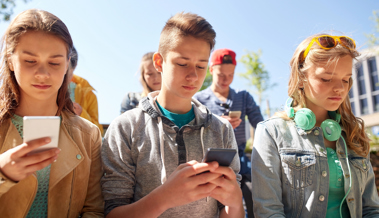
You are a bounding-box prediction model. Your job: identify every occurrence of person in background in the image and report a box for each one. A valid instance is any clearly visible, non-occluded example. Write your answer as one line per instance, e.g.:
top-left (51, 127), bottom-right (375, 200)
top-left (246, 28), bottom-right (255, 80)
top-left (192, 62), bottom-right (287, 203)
top-left (0, 9), bottom-right (103, 217)
top-left (251, 34), bottom-right (379, 217)
top-left (194, 48), bottom-right (263, 218)
top-left (120, 52), bottom-right (161, 114)
top-left (67, 47), bottom-right (104, 135)
top-left (102, 12), bottom-right (244, 218)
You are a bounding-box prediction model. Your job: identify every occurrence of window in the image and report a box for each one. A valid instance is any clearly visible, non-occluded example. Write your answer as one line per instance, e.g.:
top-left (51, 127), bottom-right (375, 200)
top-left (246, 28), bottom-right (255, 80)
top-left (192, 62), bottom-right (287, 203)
top-left (357, 64), bottom-right (366, 95)
top-left (374, 95), bottom-right (379, 112)
top-left (351, 101), bottom-right (355, 115)
top-left (360, 98), bottom-right (368, 115)
top-left (368, 57), bottom-right (379, 92)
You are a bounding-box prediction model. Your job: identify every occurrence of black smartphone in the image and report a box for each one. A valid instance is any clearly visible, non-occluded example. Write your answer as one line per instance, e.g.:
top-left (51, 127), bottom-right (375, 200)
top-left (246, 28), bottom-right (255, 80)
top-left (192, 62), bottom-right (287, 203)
top-left (202, 148), bottom-right (237, 167)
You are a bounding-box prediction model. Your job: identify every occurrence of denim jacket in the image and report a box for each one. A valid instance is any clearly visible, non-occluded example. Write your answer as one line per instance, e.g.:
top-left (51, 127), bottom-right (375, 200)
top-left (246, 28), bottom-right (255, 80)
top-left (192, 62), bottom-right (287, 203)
top-left (251, 117), bottom-right (379, 218)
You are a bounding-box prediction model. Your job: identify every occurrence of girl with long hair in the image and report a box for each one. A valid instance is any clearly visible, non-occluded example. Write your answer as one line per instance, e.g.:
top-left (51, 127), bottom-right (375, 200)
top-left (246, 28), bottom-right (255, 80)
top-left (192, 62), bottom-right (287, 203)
top-left (0, 9), bottom-right (103, 217)
top-left (120, 52), bottom-right (161, 113)
top-left (251, 34), bottom-right (379, 217)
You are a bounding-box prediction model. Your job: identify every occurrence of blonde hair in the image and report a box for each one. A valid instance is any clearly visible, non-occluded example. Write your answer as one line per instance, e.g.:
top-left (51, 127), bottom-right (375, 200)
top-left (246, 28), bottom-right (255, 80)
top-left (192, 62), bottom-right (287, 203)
top-left (0, 9), bottom-right (74, 124)
top-left (139, 52), bottom-right (155, 96)
top-left (158, 12), bottom-right (216, 58)
top-left (276, 33), bottom-right (369, 157)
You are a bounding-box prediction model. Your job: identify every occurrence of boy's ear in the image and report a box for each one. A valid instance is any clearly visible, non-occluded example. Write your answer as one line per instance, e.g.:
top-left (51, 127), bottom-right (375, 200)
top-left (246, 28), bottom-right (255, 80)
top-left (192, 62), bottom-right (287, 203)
top-left (153, 52), bottom-right (163, 72)
top-left (209, 65), bottom-right (213, 74)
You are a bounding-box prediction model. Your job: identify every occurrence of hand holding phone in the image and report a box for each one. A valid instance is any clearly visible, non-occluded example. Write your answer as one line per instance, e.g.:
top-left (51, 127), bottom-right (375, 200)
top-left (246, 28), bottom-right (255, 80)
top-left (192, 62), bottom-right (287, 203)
top-left (0, 137), bottom-right (60, 182)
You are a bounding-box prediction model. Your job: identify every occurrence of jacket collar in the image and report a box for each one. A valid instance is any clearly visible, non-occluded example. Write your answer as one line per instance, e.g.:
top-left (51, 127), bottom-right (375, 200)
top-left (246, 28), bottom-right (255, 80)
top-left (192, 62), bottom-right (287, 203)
top-left (140, 91), bottom-right (212, 130)
top-left (49, 111), bottom-right (83, 189)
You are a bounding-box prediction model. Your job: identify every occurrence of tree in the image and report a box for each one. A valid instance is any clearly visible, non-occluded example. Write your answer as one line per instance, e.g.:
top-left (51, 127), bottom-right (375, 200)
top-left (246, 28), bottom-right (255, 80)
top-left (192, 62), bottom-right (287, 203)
top-left (239, 49), bottom-right (276, 110)
top-left (199, 66), bottom-right (212, 91)
top-left (0, 0), bottom-right (31, 21)
top-left (366, 10), bottom-right (379, 47)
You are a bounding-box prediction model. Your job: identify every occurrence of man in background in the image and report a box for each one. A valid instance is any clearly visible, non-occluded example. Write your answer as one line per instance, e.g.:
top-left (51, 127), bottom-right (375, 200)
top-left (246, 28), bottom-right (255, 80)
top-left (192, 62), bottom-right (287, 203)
top-left (194, 48), bottom-right (264, 218)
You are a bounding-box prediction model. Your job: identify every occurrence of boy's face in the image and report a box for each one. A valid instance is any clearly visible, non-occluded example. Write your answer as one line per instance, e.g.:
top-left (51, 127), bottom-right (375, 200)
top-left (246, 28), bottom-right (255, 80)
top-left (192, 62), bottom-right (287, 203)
top-left (210, 64), bottom-right (235, 91)
top-left (154, 36), bottom-right (210, 100)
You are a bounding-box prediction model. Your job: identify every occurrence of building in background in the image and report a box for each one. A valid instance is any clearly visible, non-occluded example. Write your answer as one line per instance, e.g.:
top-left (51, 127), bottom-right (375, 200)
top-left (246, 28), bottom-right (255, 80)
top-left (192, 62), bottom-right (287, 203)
top-left (350, 46), bottom-right (379, 147)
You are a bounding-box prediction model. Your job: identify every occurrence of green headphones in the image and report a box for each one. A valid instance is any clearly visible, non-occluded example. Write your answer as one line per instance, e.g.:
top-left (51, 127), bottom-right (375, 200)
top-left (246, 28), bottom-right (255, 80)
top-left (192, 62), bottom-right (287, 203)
top-left (285, 98), bottom-right (342, 141)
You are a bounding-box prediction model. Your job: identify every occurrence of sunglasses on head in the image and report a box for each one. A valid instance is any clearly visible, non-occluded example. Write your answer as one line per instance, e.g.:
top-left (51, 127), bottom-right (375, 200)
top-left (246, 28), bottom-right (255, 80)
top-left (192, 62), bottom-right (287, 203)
top-left (301, 35), bottom-right (356, 63)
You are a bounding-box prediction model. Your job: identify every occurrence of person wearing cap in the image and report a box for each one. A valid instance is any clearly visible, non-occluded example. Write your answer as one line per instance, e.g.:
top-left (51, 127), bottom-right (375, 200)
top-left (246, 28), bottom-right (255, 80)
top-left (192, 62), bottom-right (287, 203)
top-left (194, 48), bottom-right (263, 218)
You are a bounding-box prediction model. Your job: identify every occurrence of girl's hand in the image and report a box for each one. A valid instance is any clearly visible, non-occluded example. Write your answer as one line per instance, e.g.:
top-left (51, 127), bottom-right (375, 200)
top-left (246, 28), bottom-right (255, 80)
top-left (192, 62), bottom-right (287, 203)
top-left (73, 102), bottom-right (83, 116)
top-left (0, 137), bottom-right (60, 182)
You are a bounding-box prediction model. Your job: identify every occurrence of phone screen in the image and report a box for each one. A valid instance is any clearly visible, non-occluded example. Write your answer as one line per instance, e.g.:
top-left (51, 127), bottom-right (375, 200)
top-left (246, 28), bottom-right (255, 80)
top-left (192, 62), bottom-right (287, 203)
top-left (23, 116), bottom-right (60, 154)
top-left (202, 148), bottom-right (237, 167)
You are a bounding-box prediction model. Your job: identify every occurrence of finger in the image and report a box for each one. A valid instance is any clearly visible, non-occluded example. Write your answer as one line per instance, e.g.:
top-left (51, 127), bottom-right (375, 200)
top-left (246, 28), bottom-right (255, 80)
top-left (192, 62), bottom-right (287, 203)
top-left (24, 154), bottom-right (58, 173)
top-left (12, 137), bottom-right (51, 158)
top-left (21, 148), bottom-right (60, 167)
top-left (193, 182), bottom-right (218, 198)
top-left (191, 171), bottom-right (223, 185)
top-left (210, 166), bottom-right (236, 180)
top-left (183, 161), bottom-right (219, 177)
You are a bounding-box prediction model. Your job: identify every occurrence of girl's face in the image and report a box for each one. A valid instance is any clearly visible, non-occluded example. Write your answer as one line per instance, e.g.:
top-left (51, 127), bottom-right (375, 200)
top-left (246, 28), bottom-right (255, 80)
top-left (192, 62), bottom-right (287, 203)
top-left (9, 31), bottom-right (69, 105)
top-left (302, 55), bottom-right (353, 114)
top-left (143, 61), bottom-right (161, 91)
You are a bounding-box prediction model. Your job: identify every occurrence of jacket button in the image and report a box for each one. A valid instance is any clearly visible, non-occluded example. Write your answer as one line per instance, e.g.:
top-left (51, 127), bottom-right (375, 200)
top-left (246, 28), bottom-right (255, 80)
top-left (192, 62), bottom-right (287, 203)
top-left (345, 174), bottom-right (350, 178)
top-left (76, 154), bottom-right (82, 160)
top-left (322, 171), bottom-right (327, 177)
top-left (319, 195), bottom-right (325, 201)
top-left (314, 130), bottom-right (320, 135)
top-left (348, 198), bottom-right (354, 203)
top-left (320, 148), bottom-right (325, 153)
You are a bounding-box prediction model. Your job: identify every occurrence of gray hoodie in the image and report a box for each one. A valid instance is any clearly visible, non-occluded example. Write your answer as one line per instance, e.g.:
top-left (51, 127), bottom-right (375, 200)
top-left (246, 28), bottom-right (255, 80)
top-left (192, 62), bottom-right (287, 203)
top-left (101, 91), bottom-right (241, 217)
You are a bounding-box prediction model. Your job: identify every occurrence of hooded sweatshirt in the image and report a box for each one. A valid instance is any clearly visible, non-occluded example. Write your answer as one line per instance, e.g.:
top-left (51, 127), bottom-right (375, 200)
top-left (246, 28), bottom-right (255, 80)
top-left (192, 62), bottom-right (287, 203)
top-left (101, 91), bottom-right (241, 218)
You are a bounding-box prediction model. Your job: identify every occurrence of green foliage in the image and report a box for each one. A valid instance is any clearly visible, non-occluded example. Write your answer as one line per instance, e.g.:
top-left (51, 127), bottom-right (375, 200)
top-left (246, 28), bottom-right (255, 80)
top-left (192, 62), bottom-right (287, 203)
top-left (238, 49), bottom-right (276, 106)
top-left (199, 66), bottom-right (212, 91)
top-left (366, 10), bottom-right (379, 47)
top-left (0, 0), bottom-right (31, 22)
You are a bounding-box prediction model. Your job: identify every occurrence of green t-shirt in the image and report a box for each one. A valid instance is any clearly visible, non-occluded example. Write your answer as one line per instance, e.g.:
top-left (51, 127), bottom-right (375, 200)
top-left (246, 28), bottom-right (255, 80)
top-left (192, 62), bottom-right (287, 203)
top-left (156, 101), bottom-right (195, 128)
top-left (326, 147), bottom-right (350, 218)
top-left (11, 114), bottom-right (52, 218)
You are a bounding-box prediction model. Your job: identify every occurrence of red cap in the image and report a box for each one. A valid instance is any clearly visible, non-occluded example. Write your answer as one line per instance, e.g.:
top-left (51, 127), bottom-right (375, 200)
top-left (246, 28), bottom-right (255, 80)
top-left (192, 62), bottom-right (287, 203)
top-left (210, 48), bottom-right (237, 67)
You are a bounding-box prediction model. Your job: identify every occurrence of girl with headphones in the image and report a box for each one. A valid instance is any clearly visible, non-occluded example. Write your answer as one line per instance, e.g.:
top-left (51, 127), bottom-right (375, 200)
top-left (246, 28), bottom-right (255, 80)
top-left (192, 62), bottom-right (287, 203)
top-left (251, 34), bottom-right (379, 217)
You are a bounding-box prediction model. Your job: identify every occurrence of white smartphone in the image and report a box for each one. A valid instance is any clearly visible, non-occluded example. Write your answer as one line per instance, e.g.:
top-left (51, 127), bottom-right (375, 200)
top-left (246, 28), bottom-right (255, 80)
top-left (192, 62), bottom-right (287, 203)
top-left (229, 111), bottom-right (241, 118)
top-left (23, 116), bottom-right (60, 155)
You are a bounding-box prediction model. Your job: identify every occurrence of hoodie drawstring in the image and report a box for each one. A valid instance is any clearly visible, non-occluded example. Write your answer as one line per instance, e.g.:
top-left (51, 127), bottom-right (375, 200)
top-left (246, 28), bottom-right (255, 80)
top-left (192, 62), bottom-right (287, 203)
top-left (158, 117), bottom-right (167, 184)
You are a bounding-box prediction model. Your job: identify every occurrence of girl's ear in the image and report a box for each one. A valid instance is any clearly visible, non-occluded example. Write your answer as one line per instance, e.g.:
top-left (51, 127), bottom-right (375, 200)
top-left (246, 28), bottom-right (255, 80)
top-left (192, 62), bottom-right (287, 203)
top-left (8, 57), bottom-right (14, 71)
top-left (153, 52), bottom-right (163, 72)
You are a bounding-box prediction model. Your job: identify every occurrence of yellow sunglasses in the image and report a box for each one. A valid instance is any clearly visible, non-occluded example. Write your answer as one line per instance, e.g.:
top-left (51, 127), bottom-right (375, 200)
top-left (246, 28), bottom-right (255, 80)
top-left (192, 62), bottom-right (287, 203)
top-left (302, 35), bottom-right (356, 63)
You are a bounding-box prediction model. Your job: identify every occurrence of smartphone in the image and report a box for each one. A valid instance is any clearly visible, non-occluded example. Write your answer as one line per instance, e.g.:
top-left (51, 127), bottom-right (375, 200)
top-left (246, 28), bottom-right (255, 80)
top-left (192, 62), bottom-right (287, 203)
top-left (229, 111), bottom-right (241, 118)
top-left (23, 116), bottom-right (60, 155)
top-left (202, 148), bottom-right (237, 167)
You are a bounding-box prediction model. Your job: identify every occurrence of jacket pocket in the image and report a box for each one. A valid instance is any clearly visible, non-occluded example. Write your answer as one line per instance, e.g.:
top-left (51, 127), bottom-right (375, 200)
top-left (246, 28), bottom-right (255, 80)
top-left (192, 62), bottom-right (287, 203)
top-left (280, 151), bottom-right (316, 189)
top-left (349, 156), bottom-right (369, 189)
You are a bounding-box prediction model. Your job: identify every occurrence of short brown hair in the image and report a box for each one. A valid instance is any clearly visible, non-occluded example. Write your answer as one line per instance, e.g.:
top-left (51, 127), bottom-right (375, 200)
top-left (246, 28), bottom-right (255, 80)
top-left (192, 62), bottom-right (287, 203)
top-left (158, 12), bottom-right (216, 57)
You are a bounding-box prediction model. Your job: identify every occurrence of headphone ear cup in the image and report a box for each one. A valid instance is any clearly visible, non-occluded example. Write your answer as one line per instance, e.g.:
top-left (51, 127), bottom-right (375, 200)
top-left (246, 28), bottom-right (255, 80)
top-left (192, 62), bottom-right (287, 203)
top-left (321, 119), bottom-right (341, 141)
top-left (294, 108), bottom-right (316, 131)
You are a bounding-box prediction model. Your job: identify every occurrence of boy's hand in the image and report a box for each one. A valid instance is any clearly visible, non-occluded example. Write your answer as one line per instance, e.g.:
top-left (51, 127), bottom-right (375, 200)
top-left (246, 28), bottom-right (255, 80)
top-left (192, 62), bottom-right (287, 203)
top-left (156, 160), bottom-right (222, 210)
top-left (0, 137), bottom-right (60, 182)
top-left (221, 116), bottom-right (242, 129)
top-left (208, 166), bottom-right (243, 209)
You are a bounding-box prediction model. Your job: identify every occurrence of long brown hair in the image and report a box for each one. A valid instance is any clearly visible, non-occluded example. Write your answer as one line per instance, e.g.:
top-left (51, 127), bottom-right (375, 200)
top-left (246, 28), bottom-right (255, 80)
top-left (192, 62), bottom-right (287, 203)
top-left (139, 52), bottom-right (155, 97)
top-left (0, 9), bottom-right (74, 124)
top-left (277, 33), bottom-right (370, 157)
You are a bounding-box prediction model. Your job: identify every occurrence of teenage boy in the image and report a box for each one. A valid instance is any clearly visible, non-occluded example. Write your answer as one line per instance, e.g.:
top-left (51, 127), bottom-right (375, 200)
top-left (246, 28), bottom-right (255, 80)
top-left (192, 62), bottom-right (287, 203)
top-left (194, 48), bottom-right (264, 218)
top-left (101, 13), bottom-right (244, 218)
